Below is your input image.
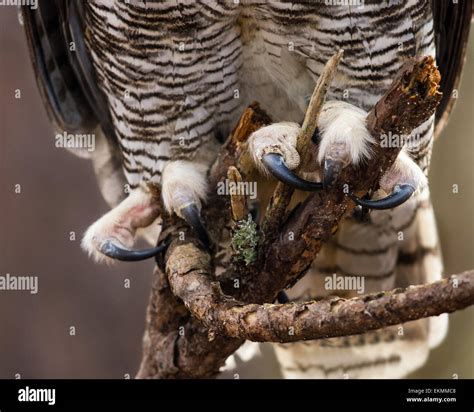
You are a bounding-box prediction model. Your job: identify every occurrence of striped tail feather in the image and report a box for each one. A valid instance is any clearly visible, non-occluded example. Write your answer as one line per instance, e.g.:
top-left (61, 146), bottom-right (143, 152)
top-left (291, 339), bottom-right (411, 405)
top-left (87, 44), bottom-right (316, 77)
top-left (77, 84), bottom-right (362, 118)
top-left (395, 189), bottom-right (448, 350)
top-left (273, 188), bottom-right (447, 379)
top-left (274, 322), bottom-right (430, 379)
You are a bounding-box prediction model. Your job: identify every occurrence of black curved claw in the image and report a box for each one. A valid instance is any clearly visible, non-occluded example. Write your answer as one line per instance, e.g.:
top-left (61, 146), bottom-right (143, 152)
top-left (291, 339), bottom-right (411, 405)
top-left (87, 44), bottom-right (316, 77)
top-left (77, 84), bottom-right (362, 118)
top-left (311, 128), bottom-right (321, 145)
top-left (277, 291), bottom-right (290, 304)
top-left (352, 204), bottom-right (371, 223)
top-left (323, 158), bottom-right (344, 190)
top-left (349, 184), bottom-right (415, 210)
top-left (262, 153), bottom-right (323, 191)
top-left (100, 241), bottom-right (167, 262)
top-left (180, 203), bottom-right (212, 249)
top-left (249, 200), bottom-right (261, 223)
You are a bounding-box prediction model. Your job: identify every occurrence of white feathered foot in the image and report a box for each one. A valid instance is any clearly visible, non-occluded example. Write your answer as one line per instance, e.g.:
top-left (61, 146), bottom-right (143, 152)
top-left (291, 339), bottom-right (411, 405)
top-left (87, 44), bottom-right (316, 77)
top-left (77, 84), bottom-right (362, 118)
top-left (248, 100), bottom-right (427, 210)
top-left (81, 184), bottom-right (163, 264)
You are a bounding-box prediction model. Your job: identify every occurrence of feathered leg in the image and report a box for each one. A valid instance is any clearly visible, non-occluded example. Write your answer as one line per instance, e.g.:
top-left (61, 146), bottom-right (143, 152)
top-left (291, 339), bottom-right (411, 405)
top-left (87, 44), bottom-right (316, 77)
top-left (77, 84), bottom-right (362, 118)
top-left (82, 184), bottom-right (163, 263)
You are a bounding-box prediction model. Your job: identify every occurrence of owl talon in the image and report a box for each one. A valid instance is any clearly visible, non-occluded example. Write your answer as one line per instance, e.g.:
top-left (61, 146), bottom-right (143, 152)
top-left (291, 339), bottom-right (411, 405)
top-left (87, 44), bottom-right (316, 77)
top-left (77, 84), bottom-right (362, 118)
top-left (100, 240), bottom-right (166, 262)
top-left (180, 203), bottom-right (212, 249)
top-left (351, 150), bottom-right (427, 210)
top-left (352, 204), bottom-right (371, 222)
top-left (317, 100), bottom-right (375, 190)
top-left (277, 291), bottom-right (290, 304)
top-left (322, 158), bottom-right (345, 190)
top-left (349, 184), bottom-right (415, 210)
top-left (82, 185), bottom-right (162, 264)
top-left (262, 153), bottom-right (323, 191)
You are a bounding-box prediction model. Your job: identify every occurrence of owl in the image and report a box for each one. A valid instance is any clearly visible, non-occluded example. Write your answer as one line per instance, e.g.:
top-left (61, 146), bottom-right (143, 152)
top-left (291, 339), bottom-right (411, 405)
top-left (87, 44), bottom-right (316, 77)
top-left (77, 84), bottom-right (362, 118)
top-left (22, 0), bottom-right (471, 378)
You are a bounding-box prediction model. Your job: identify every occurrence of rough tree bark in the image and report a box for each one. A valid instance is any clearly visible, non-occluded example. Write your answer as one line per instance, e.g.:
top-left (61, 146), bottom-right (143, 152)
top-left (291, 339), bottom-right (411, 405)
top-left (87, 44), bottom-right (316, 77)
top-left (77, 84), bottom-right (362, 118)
top-left (136, 55), bottom-right (474, 379)
top-left (167, 244), bottom-right (473, 342)
top-left (136, 106), bottom-right (271, 379)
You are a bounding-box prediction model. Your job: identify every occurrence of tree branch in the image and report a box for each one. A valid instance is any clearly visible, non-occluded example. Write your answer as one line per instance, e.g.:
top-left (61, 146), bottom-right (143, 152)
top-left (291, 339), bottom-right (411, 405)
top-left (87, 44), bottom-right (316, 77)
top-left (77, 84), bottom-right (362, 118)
top-left (137, 55), bottom-right (461, 379)
top-left (137, 106), bottom-right (271, 378)
top-left (136, 263), bottom-right (242, 379)
top-left (233, 56), bottom-right (443, 303)
top-left (167, 241), bottom-right (474, 342)
top-left (261, 50), bottom-right (344, 240)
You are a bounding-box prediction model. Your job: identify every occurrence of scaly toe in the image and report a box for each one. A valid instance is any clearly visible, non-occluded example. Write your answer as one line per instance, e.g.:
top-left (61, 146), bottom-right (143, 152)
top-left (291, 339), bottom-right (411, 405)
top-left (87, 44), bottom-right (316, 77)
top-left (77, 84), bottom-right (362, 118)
top-left (248, 122), bottom-right (301, 174)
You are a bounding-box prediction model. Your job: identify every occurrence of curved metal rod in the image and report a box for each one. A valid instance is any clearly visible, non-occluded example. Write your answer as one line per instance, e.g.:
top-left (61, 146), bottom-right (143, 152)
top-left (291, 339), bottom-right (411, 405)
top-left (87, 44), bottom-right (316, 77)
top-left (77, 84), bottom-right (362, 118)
top-left (349, 184), bottom-right (415, 210)
top-left (262, 153), bottom-right (323, 191)
top-left (100, 241), bottom-right (167, 262)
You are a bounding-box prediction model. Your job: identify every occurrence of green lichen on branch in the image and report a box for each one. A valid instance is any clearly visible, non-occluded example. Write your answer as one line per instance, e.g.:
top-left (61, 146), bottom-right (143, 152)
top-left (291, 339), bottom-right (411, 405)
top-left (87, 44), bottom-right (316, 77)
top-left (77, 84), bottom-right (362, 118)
top-left (232, 214), bottom-right (259, 266)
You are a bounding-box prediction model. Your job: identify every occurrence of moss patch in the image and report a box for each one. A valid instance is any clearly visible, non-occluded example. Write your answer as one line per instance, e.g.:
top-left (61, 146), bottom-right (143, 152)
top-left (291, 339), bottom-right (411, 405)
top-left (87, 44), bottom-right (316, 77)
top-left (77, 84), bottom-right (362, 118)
top-left (232, 214), bottom-right (259, 266)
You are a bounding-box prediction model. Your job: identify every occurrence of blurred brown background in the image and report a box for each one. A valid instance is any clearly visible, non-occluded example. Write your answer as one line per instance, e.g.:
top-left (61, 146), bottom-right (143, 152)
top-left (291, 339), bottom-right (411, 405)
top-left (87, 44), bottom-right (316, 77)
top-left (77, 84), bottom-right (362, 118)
top-left (0, 8), bottom-right (472, 379)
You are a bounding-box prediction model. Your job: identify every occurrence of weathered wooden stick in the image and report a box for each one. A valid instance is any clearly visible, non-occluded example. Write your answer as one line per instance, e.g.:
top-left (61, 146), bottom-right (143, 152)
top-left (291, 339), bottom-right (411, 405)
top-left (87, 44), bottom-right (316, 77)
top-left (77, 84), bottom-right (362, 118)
top-left (137, 105), bottom-right (270, 379)
top-left (137, 56), bottom-right (444, 379)
top-left (235, 56), bottom-right (443, 303)
top-left (228, 166), bottom-right (248, 222)
top-left (167, 242), bottom-right (474, 342)
top-left (261, 50), bottom-right (344, 240)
